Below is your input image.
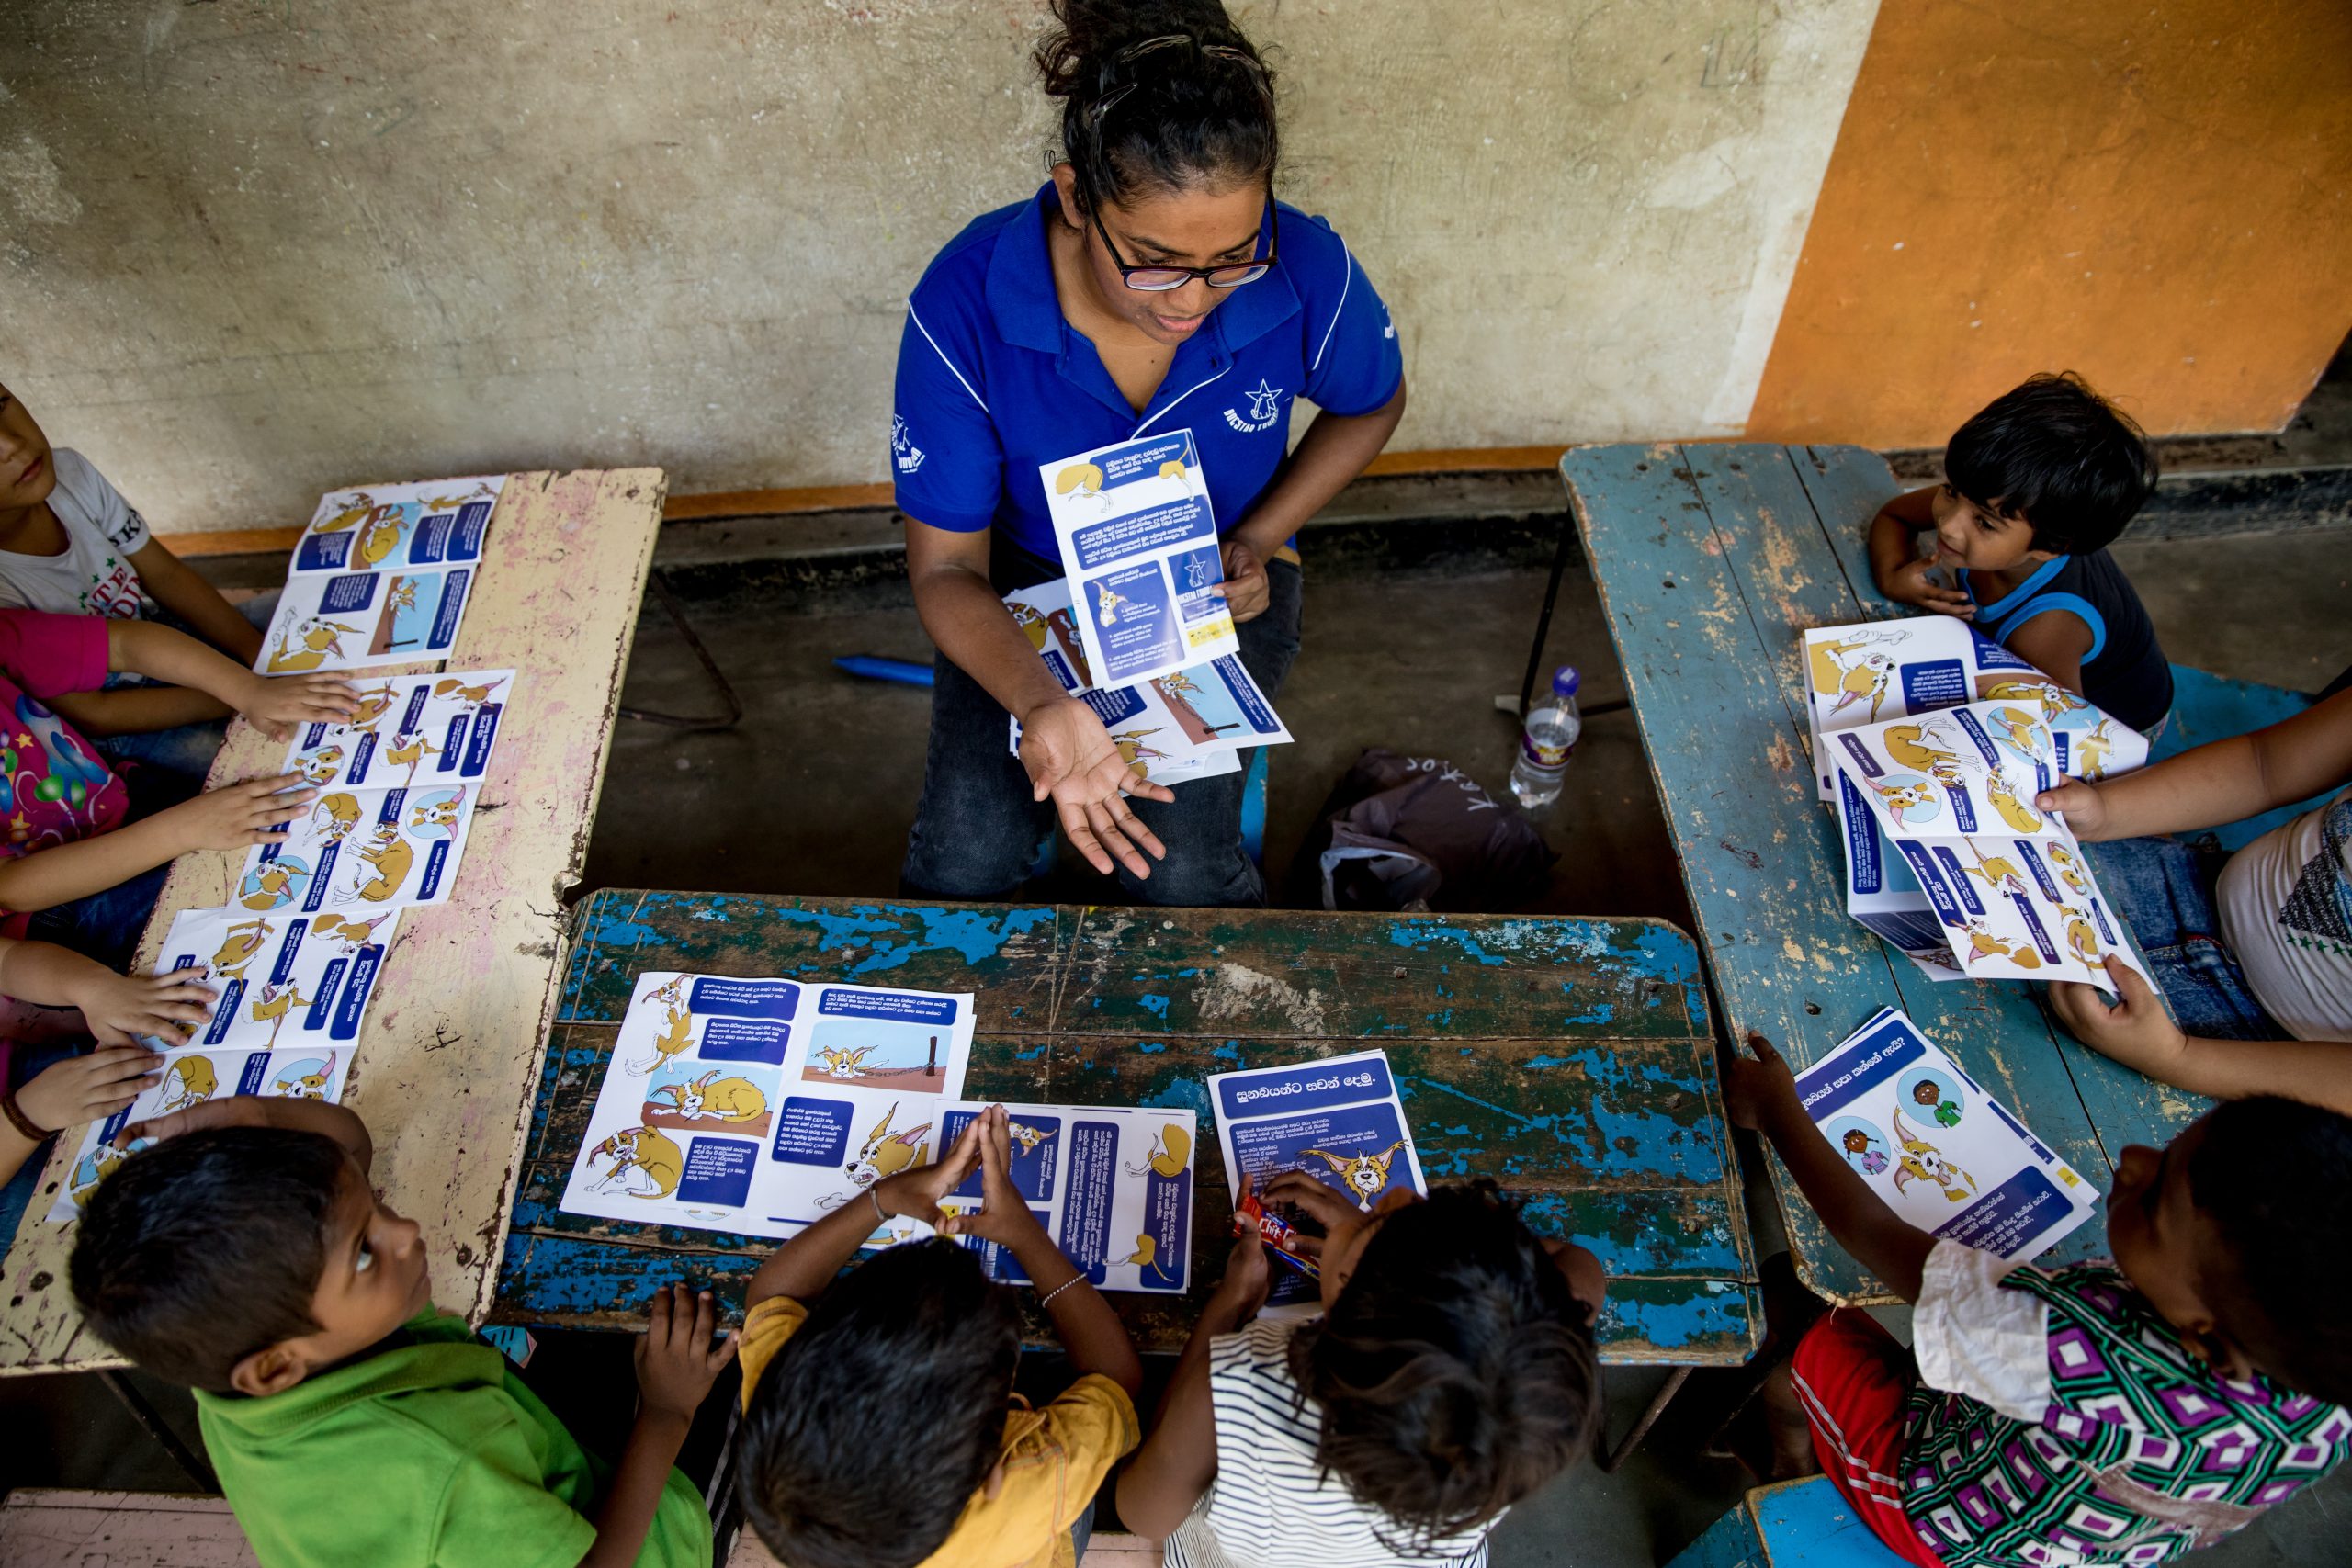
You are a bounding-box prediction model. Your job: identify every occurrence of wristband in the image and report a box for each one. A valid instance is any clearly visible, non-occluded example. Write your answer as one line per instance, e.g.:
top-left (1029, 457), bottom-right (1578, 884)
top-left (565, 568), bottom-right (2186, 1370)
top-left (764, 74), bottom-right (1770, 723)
top-left (0, 1086), bottom-right (51, 1142)
top-left (1036, 1275), bottom-right (1084, 1308)
top-left (868, 1188), bottom-right (889, 1226)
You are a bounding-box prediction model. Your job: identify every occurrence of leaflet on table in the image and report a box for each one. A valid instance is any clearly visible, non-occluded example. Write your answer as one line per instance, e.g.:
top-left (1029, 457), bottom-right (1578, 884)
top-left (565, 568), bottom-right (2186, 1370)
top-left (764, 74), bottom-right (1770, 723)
top-left (1828, 706), bottom-right (2149, 993)
top-left (557, 972), bottom-right (974, 1242)
top-left (147, 906), bottom-right (400, 1054)
top-left (1039, 430), bottom-right (1238, 686)
top-left (1804, 616), bottom-right (2147, 801)
top-left (235, 782), bottom-right (481, 915)
top-left (287, 476), bottom-right (503, 575)
top-left (929, 1100), bottom-right (1195, 1295)
top-left (281, 670), bottom-right (515, 789)
top-left (1208, 1049), bottom-right (1428, 1314)
top-left (1002, 576), bottom-right (1289, 784)
top-left (256, 565), bottom-right (477, 674)
top-left (45, 1041), bottom-right (353, 1225)
top-left (1796, 1008), bottom-right (2097, 1263)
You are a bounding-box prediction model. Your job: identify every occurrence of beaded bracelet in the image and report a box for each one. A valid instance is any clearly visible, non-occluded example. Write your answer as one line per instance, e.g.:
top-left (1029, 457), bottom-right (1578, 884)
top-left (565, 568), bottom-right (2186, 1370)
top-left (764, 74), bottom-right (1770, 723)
top-left (0, 1086), bottom-right (50, 1143)
top-left (869, 1188), bottom-right (889, 1226)
top-left (1037, 1275), bottom-right (1084, 1308)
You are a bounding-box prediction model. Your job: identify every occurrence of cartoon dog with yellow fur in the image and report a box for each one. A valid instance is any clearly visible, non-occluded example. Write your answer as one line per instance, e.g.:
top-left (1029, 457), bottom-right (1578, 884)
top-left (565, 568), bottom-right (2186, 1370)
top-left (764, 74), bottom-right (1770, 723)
top-left (1297, 1139), bottom-right (1410, 1212)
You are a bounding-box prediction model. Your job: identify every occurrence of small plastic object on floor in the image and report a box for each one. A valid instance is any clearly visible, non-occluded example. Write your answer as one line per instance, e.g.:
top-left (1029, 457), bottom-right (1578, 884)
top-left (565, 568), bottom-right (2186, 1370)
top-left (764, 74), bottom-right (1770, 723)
top-left (831, 655), bottom-right (935, 687)
top-left (1510, 664), bottom-right (1582, 810)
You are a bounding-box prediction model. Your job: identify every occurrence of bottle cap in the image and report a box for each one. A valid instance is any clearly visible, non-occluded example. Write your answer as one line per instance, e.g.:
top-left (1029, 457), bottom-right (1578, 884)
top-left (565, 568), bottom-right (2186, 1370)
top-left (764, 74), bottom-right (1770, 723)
top-left (1552, 665), bottom-right (1581, 698)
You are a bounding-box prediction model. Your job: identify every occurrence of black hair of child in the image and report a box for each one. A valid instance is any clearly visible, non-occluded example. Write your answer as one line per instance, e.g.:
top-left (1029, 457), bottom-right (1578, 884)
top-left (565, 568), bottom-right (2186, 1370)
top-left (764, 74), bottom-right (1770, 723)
top-left (1036, 0), bottom-right (1278, 211)
top-left (738, 1238), bottom-right (1023, 1568)
top-left (2189, 1095), bottom-right (2352, 1405)
top-left (68, 1127), bottom-right (349, 1394)
top-left (1286, 1180), bottom-right (1600, 1550)
top-left (1942, 371), bottom-right (2159, 555)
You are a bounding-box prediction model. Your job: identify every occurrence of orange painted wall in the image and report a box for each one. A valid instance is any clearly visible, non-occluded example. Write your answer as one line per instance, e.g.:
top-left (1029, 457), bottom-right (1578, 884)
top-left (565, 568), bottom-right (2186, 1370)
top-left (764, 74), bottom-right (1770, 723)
top-left (1745, 0), bottom-right (2352, 446)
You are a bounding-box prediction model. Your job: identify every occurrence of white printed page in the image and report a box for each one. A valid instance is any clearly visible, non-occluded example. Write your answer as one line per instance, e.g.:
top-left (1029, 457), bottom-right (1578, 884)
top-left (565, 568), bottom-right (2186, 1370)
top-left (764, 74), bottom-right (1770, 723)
top-left (1796, 1009), bottom-right (2096, 1262)
top-left (281, 670), bottom-right (514, 790)
top-left (256, 566), bottom-right (478, 673)
top-left (235, 782), bottom-right (480, 914)
top-left (288, 477), bottom-right (503, 576)
top-left (1887, 833), bottom-right (2153, 993)
top-left (1040, 431), bottom-right (1239, 687)
top-left (152, 906), bottom-right (400, 1055)
top-left (1828, 702), bottom-right (2064, 844)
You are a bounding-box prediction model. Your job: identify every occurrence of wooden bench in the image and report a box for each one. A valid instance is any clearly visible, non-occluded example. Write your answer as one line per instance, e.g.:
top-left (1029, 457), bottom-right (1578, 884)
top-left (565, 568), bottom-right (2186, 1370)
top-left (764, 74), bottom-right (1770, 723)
top-left (1563, 443), bottom-right (2317, 1303)
top-left (0, 1491), bottom-right (256, 1568)
top-left (0, 469), bottom-right (669, 1373)
top-left (493, 891), bottom-right (1764, 1368)
top-left (1664, 1475), bottom-right (1908, 1568)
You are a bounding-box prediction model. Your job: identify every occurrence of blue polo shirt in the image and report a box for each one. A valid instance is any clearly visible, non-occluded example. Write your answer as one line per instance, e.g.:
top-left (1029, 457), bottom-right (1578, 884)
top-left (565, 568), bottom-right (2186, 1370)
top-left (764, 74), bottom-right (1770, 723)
top-left (890, 183), bottom-right (1403, 562)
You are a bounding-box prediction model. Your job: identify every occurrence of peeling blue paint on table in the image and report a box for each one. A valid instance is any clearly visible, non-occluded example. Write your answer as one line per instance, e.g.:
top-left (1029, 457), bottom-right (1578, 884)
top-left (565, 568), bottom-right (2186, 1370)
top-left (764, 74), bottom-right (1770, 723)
top-left (495, 892), bottom-right (1760, 1365)
top-left (1563, 442), bottom-right (2309, 1304)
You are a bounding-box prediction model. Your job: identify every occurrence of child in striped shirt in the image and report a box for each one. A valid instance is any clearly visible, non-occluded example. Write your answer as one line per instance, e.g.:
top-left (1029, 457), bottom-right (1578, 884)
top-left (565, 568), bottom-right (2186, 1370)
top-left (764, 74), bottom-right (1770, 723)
top-left (1118, 1174), bottom-right (1607, 1568)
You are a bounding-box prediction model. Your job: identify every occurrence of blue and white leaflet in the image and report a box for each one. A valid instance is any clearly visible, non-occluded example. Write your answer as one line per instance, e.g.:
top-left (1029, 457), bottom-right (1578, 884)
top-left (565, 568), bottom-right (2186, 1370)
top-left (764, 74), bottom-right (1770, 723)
top-left (1040, 431), bottom-right (1240, 687)
top-left (254, 477), bottom-right (505, 674)
top-left (1796, 1009), bottom-right (2097, 1263)
top-left (237, 777), bottom-right (483, 914)
top-left (277, 669), bottom-right (515, 791)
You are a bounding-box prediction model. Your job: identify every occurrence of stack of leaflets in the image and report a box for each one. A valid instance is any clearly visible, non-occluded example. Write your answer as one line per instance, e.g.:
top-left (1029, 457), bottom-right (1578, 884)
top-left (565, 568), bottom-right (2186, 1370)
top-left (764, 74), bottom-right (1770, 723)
top-left (1003, 575), bottom-right (1291, 787)
top-left (1827, 702), bottom-right (2151, 989)
top-left (1208, 1049), bottom-right (1429, 1314)
top-left (1796, 1009), bottom-right (2098, 1262)
top-left (1039, 431), bottom-right (1238, 688)
top-left (256, 478), bottom-right (504, 674)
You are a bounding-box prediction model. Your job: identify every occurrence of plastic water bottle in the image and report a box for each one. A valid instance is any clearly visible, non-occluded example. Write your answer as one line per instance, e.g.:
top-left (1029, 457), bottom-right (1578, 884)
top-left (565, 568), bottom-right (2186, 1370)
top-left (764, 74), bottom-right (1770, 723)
top-left (1510, 666), bottom-right (1582, 810)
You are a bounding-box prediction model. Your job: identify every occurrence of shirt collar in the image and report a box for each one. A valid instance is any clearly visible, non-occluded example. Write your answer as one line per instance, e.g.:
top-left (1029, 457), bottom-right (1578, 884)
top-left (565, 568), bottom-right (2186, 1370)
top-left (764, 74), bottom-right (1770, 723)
top-left (985, 183), bottom-right (1301, 356)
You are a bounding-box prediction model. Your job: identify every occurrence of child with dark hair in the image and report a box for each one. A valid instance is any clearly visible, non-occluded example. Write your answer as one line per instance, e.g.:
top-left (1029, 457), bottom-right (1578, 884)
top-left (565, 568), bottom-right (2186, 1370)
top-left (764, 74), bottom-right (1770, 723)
top-left (70, 1096), bottom-right (731, 1568)
top-left (1118, 1173), bottom-right (1606, 1567)
top-left (1867, 372), bottom-right (2174, 731)
top-left (1725, 1032), bottom-right (2352, 1567)
top-left (736, 1103), bottom-right (1143, 1568)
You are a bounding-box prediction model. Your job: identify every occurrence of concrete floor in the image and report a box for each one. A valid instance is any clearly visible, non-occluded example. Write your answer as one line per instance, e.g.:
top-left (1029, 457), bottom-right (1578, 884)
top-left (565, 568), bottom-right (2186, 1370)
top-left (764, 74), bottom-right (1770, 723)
top-left (5, 500), bottom-right (2347, 1564)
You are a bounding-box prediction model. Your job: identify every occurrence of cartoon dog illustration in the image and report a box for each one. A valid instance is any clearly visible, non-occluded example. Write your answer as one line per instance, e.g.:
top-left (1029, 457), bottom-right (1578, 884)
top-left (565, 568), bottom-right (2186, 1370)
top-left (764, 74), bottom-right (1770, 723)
top-left (647, 1070), bottom-right (768, 1124)
top-left (293, 744), bottom-right (345, 786)
top-left (831, 1103), bottom-right (933, 1195)
top-left (311, 913), bottom-right (390, 953)
top-left (239, 861), bottom-right (309, 911)
top-left (1808, 631), bottom-right (1905, 720)
top-left (1840, 1128), bottom-right (1890, 1176)
top-left (433, 674), bottom-right (507, 709)
top-left (1109, 727), bottom-right (1172, 772)
top-left (269, 1055), bottom-right (335, 1100)
top-left (1125, 1123), bottom-right (1193, 1180)
top-left (2062, 907), bottom-right (2102, 967)
top-left (265, 618), bottom-right (363, 673)
top-left (383, 729), bottom-right (443, 784)
top-left (347, 680), bottom-right (403, 730)
top-left (1981, 678), bottom-right (2090, 720)
top-left (1884, 721), bottom-right (1971, 786)
top-left (623, 977), bottom-right (695, 1076)
top-left (69, 1141), bottom-right (133, 1210)
top-left (1961, 840), bottom-right (2030, 900)
top-left (1867, 775), bottom-right (1943, 829)
top-left (209, 916), bottom-right (277, 979)
top-left (1891, 1111), bottom-right (1979, 1202)
top-left (311, 792), bottom-right (363, 845)
top-left (336, 821), bottom-right (414, 905)
top-left (2073, 718), bottom-right (2119, 782)
top-left (2045, 843), bottom-right (2091, 898)
top-left (1093, 580), bottom-right (1139, 626)
top-left (1985, 773), bottom-right (2044, 834)
top-left (814, 1043), bottom-right (878, 1080)
top-left (1297, 1139), bottom-right (1409, 1212)
top-left (409, 790), bottom-right (464, 834)
top-left (1113, 1232), bottom-right (1178, 1284)
top-left (1959, 919), bottom-right (2041, 972)
top-left (249, 981), bottom-right (314, 1047)
top-left (586, 1127), bottom-right (685, 1200)
top-left (160, 1055), bottom-right (220, 1113)
top-left (1986, 705), bottom-right (2048, 767)
top-left (1009, 1121), bottom-right (1057, 1158)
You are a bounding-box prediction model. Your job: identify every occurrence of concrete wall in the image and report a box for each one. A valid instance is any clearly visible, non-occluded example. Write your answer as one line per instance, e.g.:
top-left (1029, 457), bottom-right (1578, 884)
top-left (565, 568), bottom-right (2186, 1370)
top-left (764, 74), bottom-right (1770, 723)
top-left (0, 0), bottom-right (1878, 532)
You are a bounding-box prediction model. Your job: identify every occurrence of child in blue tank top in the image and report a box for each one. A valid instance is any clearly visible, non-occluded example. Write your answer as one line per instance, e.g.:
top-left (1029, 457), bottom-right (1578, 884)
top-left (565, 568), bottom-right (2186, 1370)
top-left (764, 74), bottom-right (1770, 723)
top-left (1868, 373), bottom-right (2174, 733)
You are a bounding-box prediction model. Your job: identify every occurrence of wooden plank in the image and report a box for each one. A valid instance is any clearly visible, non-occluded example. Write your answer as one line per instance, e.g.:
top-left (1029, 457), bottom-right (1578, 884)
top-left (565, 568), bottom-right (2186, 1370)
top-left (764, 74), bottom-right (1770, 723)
top-left (0, 469), bottom-right (666, 1373)
top-left (0, 1491), bottom-right (256, 1568)
top-left (496, 893), bottom-right (1759, 1366)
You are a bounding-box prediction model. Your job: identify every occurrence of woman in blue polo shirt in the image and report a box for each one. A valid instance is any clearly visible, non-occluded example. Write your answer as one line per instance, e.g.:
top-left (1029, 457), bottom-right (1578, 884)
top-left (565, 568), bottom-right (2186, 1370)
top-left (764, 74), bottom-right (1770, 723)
top-left (893, 0), bottom-right (1407, 908)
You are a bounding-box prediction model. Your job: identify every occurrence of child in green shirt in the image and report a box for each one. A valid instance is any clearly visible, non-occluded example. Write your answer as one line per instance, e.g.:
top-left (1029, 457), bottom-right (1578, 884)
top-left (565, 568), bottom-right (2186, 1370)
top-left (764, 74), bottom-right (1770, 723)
top-left (70, 1097), bottom-right (735, 1568)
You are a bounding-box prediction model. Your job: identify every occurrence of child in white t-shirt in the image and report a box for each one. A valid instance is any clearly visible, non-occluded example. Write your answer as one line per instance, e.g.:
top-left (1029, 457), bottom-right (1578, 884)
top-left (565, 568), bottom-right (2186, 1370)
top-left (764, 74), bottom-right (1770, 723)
top-left (0, 381), bottom-right (276, 787)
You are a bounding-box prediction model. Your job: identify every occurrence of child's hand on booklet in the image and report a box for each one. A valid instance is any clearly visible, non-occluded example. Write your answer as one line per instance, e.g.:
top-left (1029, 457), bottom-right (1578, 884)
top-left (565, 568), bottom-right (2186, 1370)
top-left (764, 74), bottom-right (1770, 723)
top-left (1881, 555), bottom-right (1975, 619)
top-left (1720, 1031), bottom-right (1803, 1134)
top-left (2033, 777), bottom-right (2109, 840)
top-left (1208, 1206), bottom-right (1272, 1323)
top-left (2049, 956), bottom-right (2188, 1078)
top-left (235, 671), bottom-right (362, 741)
top-left (937, 1104), bottom-right (1051, 1249)
top-left (13, 1045), bottom-right (163, 1135)
top-left (162, 774), bottom-right (317, 852)
top-left (875, 1108), bottom-right (988, 1228)
top-left (64, 967), bottom-right (218, 1048)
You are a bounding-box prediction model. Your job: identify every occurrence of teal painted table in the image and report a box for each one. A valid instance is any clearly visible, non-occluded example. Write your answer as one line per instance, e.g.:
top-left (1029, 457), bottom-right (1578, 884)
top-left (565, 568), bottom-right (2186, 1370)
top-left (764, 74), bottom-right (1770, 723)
top-left (1563, 443), bottom-right (2313, 1303)
top-left (492, 892), bottom-right (1761, 1365)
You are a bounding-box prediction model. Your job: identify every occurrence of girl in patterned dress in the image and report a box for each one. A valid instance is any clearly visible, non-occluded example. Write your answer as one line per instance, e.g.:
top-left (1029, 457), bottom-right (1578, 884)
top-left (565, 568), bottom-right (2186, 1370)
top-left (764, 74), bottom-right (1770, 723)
top-left (1725, 1032), bottom-right (2352, 1567)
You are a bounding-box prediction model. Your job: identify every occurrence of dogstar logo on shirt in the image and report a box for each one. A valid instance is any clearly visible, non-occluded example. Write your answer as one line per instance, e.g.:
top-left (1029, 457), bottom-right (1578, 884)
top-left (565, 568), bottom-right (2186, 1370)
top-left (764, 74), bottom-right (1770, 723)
top-left (891, 415), bottom-right (925, 474)
top-left (1223, 379), bottom-right (1283, 434)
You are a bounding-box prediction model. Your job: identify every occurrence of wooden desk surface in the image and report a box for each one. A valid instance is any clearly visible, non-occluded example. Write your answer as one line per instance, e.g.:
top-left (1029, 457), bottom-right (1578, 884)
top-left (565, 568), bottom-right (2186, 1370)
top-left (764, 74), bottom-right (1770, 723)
top-left (495, 892), bottom-right (1763, 1367)
top-left (1563, 442), bottom-right (2200, 1303)
top-left (0, 468), bottom-right (665, 1373)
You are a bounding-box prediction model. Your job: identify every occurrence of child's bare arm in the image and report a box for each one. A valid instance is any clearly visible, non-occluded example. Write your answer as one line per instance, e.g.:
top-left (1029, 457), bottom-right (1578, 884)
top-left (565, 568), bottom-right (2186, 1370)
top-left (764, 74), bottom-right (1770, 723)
top-left (1868, 487), bottom-right (1973, 618)
top-left (2004, 611), bottom-right (2092, 698)
top-left (579, 1285), bottom-right (736, 1568)
top-left (1117, 1228), bottom-right (1267, 1539)
top-left (743, 1111), bottom-right (987, 1308)
top-left (1722, 1032), bottom-right (1934, 1303)
top-left (0, 773), bottom-right (312, 914)
top-left (2037, 687), bottom-right (2352, 843)
top-left (46, 684), bottom-right (232, 739)
top-left (0, 936), bottom-right (215, 1045)
top-left (106, 619), bottom-right (357, 740)
top-left (2052, 957), bottom-right (2352, 1114)
top-left (129, 538), bottom-right (265, 665)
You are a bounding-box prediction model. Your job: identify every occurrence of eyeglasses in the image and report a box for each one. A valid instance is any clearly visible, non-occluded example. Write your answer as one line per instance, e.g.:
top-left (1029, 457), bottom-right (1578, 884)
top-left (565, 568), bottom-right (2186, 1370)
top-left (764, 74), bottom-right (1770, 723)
top-left (1089, 198), bottom-right (1278, 292)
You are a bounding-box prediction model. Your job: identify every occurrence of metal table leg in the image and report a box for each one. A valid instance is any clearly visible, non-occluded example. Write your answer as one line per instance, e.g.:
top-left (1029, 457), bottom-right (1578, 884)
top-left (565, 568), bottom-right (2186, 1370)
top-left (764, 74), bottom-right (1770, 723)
top-left (618, 570), bottom-right (746, 733)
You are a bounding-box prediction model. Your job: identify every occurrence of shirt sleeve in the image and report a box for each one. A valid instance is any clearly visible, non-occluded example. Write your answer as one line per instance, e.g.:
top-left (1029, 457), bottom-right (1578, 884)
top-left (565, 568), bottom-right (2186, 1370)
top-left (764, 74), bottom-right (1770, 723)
top-left (1298, 221), bottom-right (1404, 418)
top-left (52, 449), bottom-right (151, 555)
top-left (892, 294), bottom-right (1004, 534)
top-left (429, 1414), bottom-right (602, 1568)
top-left (0, 609), bottom-right (110, 698)
top-left (1912, 1239), bottom-right (2052, 1423)
top-left (1033, 1373), bottom-right (1142, 1529)
top-left (736, 1294), bottom-right (810, 1413)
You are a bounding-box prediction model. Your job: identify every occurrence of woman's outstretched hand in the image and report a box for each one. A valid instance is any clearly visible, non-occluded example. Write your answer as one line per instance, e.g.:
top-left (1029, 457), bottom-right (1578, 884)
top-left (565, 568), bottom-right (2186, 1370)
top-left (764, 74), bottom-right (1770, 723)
top-left (1017, 694), bottom-right (1174, 878)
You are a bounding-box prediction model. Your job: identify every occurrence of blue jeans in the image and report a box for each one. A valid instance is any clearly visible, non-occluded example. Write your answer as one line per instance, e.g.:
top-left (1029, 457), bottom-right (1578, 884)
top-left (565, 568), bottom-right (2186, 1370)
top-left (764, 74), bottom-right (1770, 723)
top-left (2090, 834), bottom-right (2283, 1041)
top-left (903, 558), bottom-right (1303, 908)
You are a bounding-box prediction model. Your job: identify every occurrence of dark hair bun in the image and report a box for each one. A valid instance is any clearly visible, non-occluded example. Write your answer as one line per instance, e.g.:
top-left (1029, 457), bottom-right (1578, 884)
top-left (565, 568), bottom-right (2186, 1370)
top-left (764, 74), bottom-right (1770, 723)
top-left (1035, 0), bottom-right (1278, 206)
